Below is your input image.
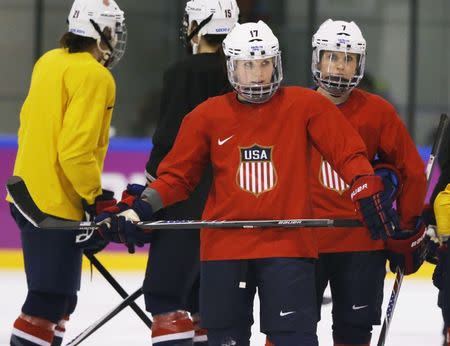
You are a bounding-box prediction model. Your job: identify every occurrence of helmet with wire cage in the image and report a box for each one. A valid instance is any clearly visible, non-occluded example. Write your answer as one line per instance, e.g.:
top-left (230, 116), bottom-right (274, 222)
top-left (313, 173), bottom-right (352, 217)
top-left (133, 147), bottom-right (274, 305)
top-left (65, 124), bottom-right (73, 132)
top-left (222, 21), bottom-right (283, 104)
top-left (311, 19), bottom-right (366, 96)
top-left (68, 0), bottom-right (127, 69)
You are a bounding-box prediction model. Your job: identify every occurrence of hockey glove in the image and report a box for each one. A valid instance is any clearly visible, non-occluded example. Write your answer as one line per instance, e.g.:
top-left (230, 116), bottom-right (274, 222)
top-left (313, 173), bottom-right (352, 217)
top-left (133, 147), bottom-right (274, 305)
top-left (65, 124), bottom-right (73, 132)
top-left (386, 220), bottom-right (427, 275)
top-left (77, 184), bottom-right (151, 254)
top-left (82, 189), bottom-right (117, 221)
top-left (80, 189), bottom-right (117, 255)
top-left (373, 161), bottom-right (402, 201)
top-left (97, 213), bottom-right (154, 254)
top-left (99, 184), bottom-right (147, 216)
top-left (350, 175), bottom-right (400, 240)
top-left (94, 184), bottom-right (154, 253)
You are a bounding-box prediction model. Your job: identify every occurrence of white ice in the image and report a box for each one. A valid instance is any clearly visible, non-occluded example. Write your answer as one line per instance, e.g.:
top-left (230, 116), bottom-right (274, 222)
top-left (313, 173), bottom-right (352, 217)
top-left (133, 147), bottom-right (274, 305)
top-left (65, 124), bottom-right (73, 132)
top-left (0, 270), bottom-right (444, 345)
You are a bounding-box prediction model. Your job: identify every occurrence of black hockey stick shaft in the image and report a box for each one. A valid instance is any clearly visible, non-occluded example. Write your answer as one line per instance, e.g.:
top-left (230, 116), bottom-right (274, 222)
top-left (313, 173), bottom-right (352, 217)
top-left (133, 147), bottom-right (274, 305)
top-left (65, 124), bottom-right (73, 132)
top-left (65, 287), bottom-right (144, 346)
top-left (6, 176), bottom-right (363, 230)
top-left (85, 253), bottom-right (152, 328)
top-left (377, 113), bottom-right (449, 346)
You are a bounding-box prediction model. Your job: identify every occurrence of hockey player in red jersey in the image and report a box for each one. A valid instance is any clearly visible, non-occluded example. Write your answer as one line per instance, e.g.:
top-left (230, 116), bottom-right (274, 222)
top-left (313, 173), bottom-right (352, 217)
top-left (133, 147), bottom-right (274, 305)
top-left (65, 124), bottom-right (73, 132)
top-left (308, 19), bottom-right (427, 346)
top-left (91, 21), bottom-right (399, 346)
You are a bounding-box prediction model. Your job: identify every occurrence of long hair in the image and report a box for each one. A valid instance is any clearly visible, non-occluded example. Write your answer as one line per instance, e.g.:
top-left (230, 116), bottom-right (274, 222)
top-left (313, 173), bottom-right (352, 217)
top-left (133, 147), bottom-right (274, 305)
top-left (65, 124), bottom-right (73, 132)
top-left (59, 32), bottom-right (96, 53)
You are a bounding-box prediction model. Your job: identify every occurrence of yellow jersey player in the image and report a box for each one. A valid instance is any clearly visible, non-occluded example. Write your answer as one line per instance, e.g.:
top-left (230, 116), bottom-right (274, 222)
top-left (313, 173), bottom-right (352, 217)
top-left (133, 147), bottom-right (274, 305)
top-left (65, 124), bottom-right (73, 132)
top-left (7, 0), bottom-right (126, 345)
top-left (433, 183), bottom-right (450, 345)
top-left (435, 185), bottom-right (450, 237)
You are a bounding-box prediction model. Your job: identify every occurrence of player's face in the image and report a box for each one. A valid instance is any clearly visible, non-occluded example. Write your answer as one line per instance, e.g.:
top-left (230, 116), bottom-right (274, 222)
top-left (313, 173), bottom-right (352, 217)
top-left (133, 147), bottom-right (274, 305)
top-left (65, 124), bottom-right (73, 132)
top-left (319, 51), bottom-right (358, 80)
top-left (234, 58), bottom-right (274, 86)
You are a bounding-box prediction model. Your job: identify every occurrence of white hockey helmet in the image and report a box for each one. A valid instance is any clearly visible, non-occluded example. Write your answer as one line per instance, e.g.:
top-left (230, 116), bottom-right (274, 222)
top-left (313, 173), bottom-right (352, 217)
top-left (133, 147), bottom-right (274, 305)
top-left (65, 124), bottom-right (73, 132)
top-left (68, 0), bottom-right (127, 69)
top-left (223, 21), bottom-right (283, 104)
top-left (312, 19), bottom-right (366, 96)
top-left (181, 0), bottom-right (239, 53)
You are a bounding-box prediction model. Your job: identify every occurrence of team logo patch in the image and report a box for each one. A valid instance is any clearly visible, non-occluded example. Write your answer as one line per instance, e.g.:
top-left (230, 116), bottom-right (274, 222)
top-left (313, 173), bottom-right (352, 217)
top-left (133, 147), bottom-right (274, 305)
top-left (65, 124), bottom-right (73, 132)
top-left (236, 144), bottom-right (277, 196)
top-left (319, 157), bottom-right (349, 194)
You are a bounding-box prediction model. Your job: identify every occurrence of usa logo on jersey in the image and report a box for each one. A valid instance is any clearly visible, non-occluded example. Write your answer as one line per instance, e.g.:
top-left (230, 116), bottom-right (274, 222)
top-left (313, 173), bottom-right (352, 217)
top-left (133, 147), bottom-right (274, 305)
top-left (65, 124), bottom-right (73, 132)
top-left (237, 144), bottom-right (277, 196)
top-left (319, 157), bottom-right (349, 194)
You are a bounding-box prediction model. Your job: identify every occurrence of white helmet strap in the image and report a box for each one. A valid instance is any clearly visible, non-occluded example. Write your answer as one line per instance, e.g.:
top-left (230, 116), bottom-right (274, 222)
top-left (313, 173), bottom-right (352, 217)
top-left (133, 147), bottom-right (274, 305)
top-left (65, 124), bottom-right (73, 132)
top-left (89, 19), bottom-right (114, 52)
top-left (89, 18), bottom-right (117, 66)
top-left (187, 13), bottom-right (214, 55)
top-left (186, 13), bottom-right (214, 43)
top-left (97, 42), bottom-right (112, 66)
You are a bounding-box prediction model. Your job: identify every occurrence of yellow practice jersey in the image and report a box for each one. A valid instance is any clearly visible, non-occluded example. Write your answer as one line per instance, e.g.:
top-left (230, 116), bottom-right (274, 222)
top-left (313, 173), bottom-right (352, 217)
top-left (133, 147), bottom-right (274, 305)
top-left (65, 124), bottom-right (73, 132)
top-left (7, 48), bottom-right (115, 220)
top-left (435, 183), bottom-right (450, 237)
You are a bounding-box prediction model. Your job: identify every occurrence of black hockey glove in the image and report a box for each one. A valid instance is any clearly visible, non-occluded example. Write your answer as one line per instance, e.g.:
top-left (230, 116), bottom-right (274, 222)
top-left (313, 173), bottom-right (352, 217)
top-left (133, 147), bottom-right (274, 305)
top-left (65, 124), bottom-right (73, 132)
top-left (77, 184), bottom-right (149, 254)
top-left (80, 189), bottom-right (117, 255)
top-left (96, 213), bottom-right (153, 254)
top-left (93, 184), bottom-right (154, 253)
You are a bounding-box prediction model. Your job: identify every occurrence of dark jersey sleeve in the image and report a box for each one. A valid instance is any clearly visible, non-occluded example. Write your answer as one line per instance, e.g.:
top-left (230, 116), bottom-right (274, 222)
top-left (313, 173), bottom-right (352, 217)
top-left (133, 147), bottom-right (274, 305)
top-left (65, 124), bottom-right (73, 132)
top-left (149, 102), bottom-right (211, 207)
top-left (146, 53), bottom-right (228, 178)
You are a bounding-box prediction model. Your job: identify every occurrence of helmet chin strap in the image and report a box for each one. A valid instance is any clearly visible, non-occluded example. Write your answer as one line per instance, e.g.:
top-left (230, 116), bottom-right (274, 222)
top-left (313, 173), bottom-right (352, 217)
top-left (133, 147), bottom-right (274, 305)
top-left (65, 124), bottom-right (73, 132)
top-left (90, 19), bottom-right (115, 66)
top-left (329, 89), bottom-right (348, 98)
top-left (96, 41), bottom-right (112, 66)
top-left (317, 86), bottom-right (350, 105)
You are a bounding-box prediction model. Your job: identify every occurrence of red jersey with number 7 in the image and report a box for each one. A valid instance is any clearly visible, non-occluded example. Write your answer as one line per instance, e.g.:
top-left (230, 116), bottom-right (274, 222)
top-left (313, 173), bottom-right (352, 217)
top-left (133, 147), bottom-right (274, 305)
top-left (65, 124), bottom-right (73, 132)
top-left (310, 88), bottom-right (426, 253)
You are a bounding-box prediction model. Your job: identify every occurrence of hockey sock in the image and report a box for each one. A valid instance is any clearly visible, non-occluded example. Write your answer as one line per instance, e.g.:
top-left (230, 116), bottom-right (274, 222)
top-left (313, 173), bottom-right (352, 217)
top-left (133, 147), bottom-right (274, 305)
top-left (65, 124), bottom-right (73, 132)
top-left (151, 310), bottom-right (195, 345)
top-left (192, 313), bottom-right (207, 345)
top-left (265, 337), bottom-right (275, 345)
top-left (333, 323), bottom-right (372, 345)
top-left (10, 315), bottom-right (54, 346)
top-left (52, 315), bottom-right (70, 346)
top-left (446, 326), bottom-right (450, 346)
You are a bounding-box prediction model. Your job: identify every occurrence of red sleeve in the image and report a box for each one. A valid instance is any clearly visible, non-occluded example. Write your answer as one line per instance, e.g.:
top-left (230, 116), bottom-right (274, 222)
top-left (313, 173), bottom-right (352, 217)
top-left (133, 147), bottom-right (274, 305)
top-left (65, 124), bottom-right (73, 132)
top-left (377, 106), bottom-right (426, 229)
top-left (306, 93), bottom-right (373, 183)
top-left (149, 102), bottom-right (210, 207)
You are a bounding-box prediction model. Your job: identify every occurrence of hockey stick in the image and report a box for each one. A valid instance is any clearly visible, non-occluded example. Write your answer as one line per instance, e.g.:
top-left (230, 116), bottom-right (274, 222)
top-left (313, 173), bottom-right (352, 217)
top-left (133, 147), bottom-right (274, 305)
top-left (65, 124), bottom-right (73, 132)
top-left (84, 252), bottom-right (152, 329)
top-left (65, 287), bottom-right (144, 346)
top-left (6, 175), bottom-right (363, 230)
top-left (377, 113), bottom-right (449, 346)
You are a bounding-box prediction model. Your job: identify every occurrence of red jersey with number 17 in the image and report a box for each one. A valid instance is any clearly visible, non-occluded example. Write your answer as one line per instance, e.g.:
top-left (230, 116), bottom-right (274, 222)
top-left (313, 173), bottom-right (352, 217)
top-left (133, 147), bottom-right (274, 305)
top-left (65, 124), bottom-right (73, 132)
top-left (310, 88), bottom-right (426, 253)
top-left (150, 87), bottom-right (374, 261)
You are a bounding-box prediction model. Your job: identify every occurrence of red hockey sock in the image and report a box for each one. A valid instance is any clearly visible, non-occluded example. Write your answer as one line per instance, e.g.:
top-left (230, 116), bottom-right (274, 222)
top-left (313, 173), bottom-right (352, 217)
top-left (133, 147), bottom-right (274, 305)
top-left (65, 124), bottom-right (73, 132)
top-left (52, 315), bottom-right (70, 346)
top-left (446, 327), bottom-right (450, 346)
top-left (151, 310), bottom-right (195, 344)
top-left (265, 338), bottom-right (275, 346)
top-left (11, 316), bottom-right (54, 346)
top-left (192, 313), bottom-right (208, 344)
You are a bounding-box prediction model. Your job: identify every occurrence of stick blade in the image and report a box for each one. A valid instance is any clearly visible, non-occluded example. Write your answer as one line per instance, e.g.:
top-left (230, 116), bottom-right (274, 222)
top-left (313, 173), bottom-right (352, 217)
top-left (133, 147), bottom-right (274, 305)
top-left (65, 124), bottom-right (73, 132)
top-left (6, 176), bottom-right (47, 227)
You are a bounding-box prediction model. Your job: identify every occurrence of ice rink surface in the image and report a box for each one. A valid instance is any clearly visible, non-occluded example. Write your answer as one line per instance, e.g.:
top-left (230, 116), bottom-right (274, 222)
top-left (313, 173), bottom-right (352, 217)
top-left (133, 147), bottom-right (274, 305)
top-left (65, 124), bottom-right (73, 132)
top-left (0, 270), bottom-right (444, 345)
